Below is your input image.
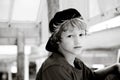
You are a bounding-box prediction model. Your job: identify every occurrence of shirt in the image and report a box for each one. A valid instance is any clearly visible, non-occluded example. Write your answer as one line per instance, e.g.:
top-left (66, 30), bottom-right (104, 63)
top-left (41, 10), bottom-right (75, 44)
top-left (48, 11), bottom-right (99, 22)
top-left (35, 53), bottom-right (95, 80)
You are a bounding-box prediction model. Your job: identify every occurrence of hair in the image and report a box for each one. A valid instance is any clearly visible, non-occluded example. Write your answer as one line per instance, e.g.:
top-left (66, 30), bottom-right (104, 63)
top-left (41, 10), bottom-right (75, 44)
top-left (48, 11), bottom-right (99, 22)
top-left (46, 8), bottom-right (87, 53)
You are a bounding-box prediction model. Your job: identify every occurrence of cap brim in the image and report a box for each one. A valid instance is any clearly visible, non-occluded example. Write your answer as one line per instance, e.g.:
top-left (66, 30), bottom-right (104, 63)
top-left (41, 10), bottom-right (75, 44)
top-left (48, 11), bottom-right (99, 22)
top-left (45, 35), bottom-right (58, 53)
top-left (45, 37), bottom-right (52, 52)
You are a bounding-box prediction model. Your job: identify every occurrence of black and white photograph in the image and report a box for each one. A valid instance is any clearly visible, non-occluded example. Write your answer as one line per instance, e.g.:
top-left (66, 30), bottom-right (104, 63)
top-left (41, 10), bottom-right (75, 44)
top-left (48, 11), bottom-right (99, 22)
top-left (0, 0), bottom-right (120, 80)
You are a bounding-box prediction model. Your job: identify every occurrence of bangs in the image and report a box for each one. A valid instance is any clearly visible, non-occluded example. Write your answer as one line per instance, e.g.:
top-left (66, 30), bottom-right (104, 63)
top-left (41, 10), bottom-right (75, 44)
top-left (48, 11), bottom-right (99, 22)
top-left (61, 18), bottom-right (87, 32)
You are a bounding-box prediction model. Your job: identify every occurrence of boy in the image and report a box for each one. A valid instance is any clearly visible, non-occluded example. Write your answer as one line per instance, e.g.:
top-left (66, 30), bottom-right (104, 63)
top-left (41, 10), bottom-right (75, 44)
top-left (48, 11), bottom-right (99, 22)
top-left (36, 8), bottom-right (120, 80)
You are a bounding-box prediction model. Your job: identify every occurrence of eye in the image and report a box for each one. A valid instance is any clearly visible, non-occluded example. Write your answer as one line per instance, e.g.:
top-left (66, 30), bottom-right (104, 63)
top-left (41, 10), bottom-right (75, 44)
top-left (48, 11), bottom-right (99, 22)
top-left (79, 34), bottom-right (83, 36)
top-left (67, 35), bottom-right (72, 38)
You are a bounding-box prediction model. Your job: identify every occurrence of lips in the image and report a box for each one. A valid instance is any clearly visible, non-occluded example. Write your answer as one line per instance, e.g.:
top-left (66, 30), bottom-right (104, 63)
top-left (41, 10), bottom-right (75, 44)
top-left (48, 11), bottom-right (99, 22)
top-left (74, 46), bottom-right (82, 49)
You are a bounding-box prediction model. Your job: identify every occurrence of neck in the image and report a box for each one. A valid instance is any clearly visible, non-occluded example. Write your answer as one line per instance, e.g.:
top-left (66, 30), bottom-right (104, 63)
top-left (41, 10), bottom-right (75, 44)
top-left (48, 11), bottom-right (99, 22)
top-left (58, 47), bottom-right (76, 67)
top-left (64, 52), bottom-right (76, 67)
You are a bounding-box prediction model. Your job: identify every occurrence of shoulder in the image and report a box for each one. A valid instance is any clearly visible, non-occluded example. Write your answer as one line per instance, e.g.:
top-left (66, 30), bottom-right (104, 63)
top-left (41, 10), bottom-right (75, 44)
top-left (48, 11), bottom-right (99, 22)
top-left (36, 53), bottom-right (73, 80)
top-left (36, 64), bottom-right (73, 80)
top-left (41, 53), bottom-right (72, 72)
top-left (43, 64), bottom-right (69, 73)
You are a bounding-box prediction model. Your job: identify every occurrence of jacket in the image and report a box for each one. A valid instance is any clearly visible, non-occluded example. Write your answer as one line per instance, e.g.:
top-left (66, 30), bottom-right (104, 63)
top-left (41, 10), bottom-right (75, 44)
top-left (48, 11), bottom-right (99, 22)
top-left (36, 53), bottom-right (95, 80)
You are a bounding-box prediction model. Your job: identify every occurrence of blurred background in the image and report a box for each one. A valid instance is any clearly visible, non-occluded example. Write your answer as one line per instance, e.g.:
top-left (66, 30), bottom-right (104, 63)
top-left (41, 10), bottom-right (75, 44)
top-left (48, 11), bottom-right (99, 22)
top-left (0, 0), bottom-right (120, 80)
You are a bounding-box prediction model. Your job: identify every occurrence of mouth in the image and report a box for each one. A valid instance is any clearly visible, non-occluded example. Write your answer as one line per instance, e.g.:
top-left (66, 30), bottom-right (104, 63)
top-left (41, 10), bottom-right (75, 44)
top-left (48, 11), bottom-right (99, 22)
top-left (74, 46), bottom-right (82, 49)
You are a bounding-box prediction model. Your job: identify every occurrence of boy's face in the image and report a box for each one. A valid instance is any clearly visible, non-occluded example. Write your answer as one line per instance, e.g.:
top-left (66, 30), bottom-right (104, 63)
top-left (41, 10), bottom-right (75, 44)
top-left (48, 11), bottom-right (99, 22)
top-left (58, 27), bottom-right (86, 55)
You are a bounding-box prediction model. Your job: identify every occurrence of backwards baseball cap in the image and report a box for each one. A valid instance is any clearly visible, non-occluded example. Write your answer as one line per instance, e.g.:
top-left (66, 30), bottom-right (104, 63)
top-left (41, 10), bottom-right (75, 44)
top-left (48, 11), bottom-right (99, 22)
top-left (46, 8), bottom-right (83, 52)
top-left (49, 8), bottom-right (83, 33)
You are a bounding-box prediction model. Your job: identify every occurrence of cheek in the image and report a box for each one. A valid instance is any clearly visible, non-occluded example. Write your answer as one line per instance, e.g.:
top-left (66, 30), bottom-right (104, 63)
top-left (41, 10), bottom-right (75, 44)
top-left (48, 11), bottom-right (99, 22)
top-left (60, 43), bottom-right (71, 51)
top-left (61, 40), bottom-right (73, 48)
top-left (60, 37), bottom-right (74, 47)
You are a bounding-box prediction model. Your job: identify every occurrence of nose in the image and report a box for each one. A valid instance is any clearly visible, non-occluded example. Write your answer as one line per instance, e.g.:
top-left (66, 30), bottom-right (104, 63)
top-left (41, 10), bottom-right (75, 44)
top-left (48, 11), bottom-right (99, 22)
top-left (74, 36), bottom-right (82, 45)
